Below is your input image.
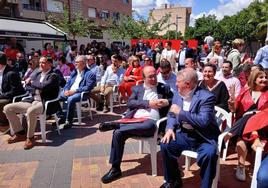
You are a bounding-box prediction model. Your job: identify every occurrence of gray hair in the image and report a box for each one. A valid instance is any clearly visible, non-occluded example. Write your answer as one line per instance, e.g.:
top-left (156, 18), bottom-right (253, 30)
top-left (75, 55), bottom-right (86, 64)
top-left (177, 68), bottom-right (198, 86)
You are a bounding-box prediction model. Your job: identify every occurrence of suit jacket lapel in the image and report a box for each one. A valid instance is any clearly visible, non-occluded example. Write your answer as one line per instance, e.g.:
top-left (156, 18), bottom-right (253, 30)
top-left (189, 89), bottom-right (200, 112)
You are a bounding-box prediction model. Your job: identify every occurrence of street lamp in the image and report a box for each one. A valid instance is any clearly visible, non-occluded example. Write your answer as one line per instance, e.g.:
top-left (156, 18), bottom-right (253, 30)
top-left (175, 15), bottom-right (182, 39)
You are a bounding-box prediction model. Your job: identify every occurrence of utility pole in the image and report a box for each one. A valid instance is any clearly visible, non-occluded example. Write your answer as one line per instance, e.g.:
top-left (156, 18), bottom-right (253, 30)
top-left (67, 0), bottom-right (71, 23)
top-left (176, 15), bottom-right (182, 40)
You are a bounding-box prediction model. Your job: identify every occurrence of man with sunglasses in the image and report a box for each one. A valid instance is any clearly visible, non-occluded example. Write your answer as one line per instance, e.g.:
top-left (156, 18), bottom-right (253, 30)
top-left (157, 58), bottom-right (177, 94)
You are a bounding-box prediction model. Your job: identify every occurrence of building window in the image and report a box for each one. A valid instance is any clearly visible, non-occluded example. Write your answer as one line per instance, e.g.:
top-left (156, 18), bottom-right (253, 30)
top-left (22, 0), bottom-right (41, 11)
top-left (112, 12), bottom-right (120, 20)
top-left (88, 7), bottom-right (96, 18)
top-left (99, 10), bottom-right (109, 19)
top-left (123, 0), bottom-right (129, 3)
top-left (47, 0), bottom-right (63, 13)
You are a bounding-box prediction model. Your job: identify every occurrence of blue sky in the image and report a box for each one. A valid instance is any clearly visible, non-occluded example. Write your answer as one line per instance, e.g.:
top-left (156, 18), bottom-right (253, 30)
top-left (132, 0), bottom-right (254, 25)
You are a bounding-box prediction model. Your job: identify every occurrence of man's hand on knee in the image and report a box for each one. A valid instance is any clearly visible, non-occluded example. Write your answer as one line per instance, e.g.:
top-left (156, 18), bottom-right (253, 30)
top-left (161, 129), bottom-right (176, 144)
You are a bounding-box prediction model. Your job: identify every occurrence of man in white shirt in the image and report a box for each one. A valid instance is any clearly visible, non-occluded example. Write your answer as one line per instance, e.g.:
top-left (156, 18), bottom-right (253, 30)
top-left (4, 56), bottom-right (60, 149)
top-left (204, 32), bottom-right (214, 51)
top-left (161, 41), bottom-right (177, 72)
top-left (215, 60), bottom-right (241, 98)
top-left (60, 55), bottom-right (96, 129)
top-left (99, 66), bottom-right (173, 183)
top-left (184, 58), bottom-right (203, 80)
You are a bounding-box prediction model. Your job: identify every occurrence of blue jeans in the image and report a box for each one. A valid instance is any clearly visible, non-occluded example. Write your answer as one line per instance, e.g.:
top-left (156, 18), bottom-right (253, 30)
top-left (60, 91), bottom-right (82, 122)
top-left (257, 154), bottom-right (268, 188)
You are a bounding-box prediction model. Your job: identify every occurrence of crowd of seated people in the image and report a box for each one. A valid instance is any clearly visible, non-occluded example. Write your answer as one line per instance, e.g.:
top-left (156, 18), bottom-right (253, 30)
top-left (0, 37), bottom-right (268, 187)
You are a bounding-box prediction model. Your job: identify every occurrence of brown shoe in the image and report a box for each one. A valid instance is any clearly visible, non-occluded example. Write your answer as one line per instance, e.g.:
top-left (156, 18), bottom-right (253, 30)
top-left (0, 125), bottom-right (10, 135)
top-left (7, 134), bottom-right (26, 144)
top-left (24, 138), bottom-right (35, 150)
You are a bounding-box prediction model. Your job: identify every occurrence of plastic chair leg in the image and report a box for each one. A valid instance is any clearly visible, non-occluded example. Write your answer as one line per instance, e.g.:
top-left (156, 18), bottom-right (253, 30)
top-left (148, 139), bottom-right (157, 176)
top-left (39, 115), bottom-right (46, 143)
top-left (76, 103), bottom-right (82, 125)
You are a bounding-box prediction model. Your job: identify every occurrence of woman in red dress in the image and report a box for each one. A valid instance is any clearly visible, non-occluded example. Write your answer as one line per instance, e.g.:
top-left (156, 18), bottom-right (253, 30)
top-left (226, 69), bottom-right (268, 181)
top-left (118, 56), bottom-right (143, 102)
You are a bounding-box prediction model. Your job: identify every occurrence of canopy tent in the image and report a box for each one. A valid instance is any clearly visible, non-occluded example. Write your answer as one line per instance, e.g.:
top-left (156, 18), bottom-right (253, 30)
top-left (0, 17), bottom-right (67, 41)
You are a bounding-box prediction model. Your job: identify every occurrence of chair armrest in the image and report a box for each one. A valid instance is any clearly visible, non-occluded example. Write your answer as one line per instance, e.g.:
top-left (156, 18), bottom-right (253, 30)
top-left (80, 91), bottom-right (90, 102)
top-left (22, 95), bottom-right (32, 101)
top-left (12, 91), bottom-right (29, 103)
top-left (113, 85), bottom-right (118, 92)
top-left (156, 117), bottom-right (168, 129)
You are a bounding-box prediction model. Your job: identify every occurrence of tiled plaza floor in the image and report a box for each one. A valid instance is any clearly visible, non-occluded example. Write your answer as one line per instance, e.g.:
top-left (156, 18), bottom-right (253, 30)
top-left (0, 106), bottom-right (255, 188)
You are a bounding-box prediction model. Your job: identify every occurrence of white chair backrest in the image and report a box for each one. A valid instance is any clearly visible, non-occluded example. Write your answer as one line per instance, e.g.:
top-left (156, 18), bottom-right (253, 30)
top-left (214, 106), bottom-right (232, 132)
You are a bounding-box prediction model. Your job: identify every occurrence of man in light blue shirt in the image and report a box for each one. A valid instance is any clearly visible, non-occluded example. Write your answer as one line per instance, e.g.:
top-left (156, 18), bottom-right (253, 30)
top-left (157, 59), bottom-right (177, 94)
top-left (90, 54), bottom-right (125, 112)
top-left (254, 38), bottom-right (268, 69)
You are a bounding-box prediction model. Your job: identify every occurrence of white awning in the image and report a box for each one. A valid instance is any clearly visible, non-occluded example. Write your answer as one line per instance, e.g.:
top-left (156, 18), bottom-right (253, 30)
top-left (0, 17), bottom-right (67, 41)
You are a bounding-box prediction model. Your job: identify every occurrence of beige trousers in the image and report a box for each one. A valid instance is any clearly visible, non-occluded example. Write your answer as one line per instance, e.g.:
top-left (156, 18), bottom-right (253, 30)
top-left (89, 86), bottom-right (113, 107)
top-left (3, 101), bottom-right (43, 138)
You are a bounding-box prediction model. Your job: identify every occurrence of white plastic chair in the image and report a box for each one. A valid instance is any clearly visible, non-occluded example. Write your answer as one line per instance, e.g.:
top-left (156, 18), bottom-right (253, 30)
top-left (181, 106), bottom-right (232, 188)
top-left (109, 85), bottom-right (120, 112)
top-left (130, 117), bottom-right (165, 176)
top-left (12, 91), bottom-right (29, 103)
top-left (21, 93), bottom-right (61, 143)
top-left (251, 146), bottom-right (263, 188)
top-left (76, 91), bottom-right (93, 125)
top-left (9, 91), bottom-right (30, 135)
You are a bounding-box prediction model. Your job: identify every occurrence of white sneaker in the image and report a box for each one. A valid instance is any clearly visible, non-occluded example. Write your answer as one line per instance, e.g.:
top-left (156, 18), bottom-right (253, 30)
top-left (235, 166), bottom-right (246, 181)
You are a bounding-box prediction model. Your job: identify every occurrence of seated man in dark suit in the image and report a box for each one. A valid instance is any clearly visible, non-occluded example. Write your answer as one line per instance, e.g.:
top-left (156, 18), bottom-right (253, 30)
top-left (0, 51), bottom-right (25, 134)
top-left (160, 68), bottom-right (221, 188)
top-left (99, 66), bottom-right (173, 183)
top-left (4, 56), bottom-right (61, 149)
top-left (60, 55), bottom-right (96, 129)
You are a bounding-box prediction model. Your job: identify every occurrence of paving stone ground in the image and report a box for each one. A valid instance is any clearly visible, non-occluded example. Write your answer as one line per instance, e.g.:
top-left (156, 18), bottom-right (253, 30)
top-left (0, 106), bottom-right (255, 188)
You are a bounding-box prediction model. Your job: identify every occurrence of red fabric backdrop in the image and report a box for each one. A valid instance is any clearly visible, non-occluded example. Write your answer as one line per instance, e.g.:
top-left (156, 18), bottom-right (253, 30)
top-left (131, 39), bottom-right (198, 52)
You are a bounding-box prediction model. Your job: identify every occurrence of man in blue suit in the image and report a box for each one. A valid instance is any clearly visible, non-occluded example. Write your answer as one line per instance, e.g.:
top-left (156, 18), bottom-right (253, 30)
top-left (60, 55), bottom-right (96, 129)
top-left (99, 66), bottom-right (173, 183)
top-left (160, 68), bottom-right (221, 188)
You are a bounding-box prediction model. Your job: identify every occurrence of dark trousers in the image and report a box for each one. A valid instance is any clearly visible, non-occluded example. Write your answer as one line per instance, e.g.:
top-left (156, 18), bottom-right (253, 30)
top-left (109, 119), bottom-right (156, 168)
top-left (60, 91), bottom-right (82, 122)
top-left (0, 99), bottom-right (11, 125)
top-left (160, 131), bottom-right (218, 188)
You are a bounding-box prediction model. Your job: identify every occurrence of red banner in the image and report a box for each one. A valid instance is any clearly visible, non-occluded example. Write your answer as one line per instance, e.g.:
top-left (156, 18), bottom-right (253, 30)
top-left (131, 39), bottom-right (198, 52)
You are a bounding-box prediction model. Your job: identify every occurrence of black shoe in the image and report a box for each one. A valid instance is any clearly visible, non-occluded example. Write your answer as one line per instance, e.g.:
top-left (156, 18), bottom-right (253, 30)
top-left (58, 117), bottom-right (66, 124)
top-left (101, 167), bottom-right (122, 184)
top-left (159, 180), bottom-right (183, 188)
top-left (99, 122), bottom-right (120, 132)
top-left (63, 122), bottom-right (73, 129)
top-left (96, 106), bottom-right (103, 111)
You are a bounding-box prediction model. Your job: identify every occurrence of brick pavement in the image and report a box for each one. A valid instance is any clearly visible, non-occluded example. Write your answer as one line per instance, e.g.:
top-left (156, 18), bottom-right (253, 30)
top-left (0, 107), bottom-right (255, 188)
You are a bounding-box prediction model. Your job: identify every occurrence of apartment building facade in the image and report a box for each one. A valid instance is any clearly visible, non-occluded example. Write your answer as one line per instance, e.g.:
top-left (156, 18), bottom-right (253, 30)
top-left (0, 0), bottom-right (132, 44)
top-left (150, 4), bottom-right (191, 36)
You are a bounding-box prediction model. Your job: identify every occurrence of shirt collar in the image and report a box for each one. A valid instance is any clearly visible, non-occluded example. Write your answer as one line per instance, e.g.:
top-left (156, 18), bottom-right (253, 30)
top-left (179, 86), bottom-right (197, 100)
top-left (0, 65), bottom-right (6, 73)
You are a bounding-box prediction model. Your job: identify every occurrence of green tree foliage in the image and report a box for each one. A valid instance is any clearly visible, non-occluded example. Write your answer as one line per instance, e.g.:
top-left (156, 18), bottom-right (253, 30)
top-left (106, 11), bottom-right (171, 40)
top-left (184, 0), bottom-right (268, 43)
top-left (47, 6), bottom-right (99, 40)
top-left (162, 30), bottom-right (182, 40)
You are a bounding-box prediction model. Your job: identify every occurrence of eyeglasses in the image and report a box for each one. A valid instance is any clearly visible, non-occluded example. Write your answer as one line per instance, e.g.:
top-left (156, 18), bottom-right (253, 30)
top-left (146, 74), bottom-right (157, 79)
top-left (160, 71), bottom-right (170, 75)
top-left (144, 59), bottom-right (150, 61)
